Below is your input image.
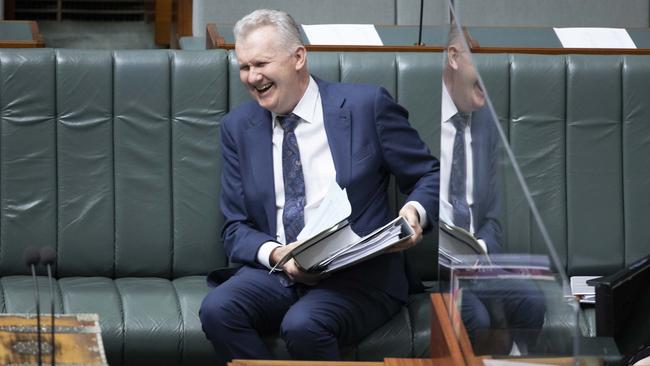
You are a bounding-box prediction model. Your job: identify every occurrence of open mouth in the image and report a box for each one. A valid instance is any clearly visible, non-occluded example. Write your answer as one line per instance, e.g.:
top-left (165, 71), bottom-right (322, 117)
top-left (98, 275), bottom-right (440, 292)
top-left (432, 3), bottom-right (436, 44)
top-left (474, 81), bottom-right (485, 98)
top-left (255, 82), bottom-right (274, 95)
top-left (474, 81), bottom-right (483, 93)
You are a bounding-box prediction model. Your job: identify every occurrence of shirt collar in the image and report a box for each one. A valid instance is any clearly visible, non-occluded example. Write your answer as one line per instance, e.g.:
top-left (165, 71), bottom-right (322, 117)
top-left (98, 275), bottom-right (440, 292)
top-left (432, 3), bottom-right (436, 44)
top-left (272, 76), bottom-right (318, 127)
top-left (441, 81), bottom-right (458, 124)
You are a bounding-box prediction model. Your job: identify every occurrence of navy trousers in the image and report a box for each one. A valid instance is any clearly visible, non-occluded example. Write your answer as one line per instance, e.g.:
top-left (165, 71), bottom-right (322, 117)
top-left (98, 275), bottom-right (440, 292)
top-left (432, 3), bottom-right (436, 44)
top-left (461, 278), bottom-right (546, 355)
top-left (199, 266), bottom-right (401, 364)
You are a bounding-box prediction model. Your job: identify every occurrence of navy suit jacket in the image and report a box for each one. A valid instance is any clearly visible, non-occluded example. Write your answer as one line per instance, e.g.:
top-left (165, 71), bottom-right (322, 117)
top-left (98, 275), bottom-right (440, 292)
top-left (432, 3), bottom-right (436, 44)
top-left (469, 105), bottom-right (502, 253)
top-left (218, 77), bottom-right (440, 302)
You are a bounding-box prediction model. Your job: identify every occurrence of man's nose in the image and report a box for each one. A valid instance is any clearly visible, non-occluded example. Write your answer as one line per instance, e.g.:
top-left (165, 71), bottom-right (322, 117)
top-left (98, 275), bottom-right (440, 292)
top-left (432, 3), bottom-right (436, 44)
top-left (247, 67), bottom-right (262, 83)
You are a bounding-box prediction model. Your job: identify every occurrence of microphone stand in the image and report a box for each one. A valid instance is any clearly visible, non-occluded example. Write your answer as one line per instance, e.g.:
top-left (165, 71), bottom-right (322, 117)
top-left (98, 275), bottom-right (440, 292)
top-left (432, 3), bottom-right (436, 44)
top-left (30, 264), bottom-right (43, 366)
top-left (41, 247), bottom-right (57, 366)
top-left (417, 0), bottom-right (424, 45)
top-left (25, 247), bottom-right (43, 366)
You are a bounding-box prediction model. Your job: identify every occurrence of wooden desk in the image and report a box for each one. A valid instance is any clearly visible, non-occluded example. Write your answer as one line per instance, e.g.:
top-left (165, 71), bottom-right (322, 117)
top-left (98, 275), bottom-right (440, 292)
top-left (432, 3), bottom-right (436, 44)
top-left (205, 22), bottom-right (650, 54)
top-left (468, 25), bottom-right (650, 55)
top-left (205, 23), bottom-right (446, 52)
top-left (0, 21), bottom-right (44, 48)
top-left (229, 359), bottom-right (433, 366)
top-left (0, 313), bottom-right (107, 365)
top-left (230, 361), bottom-right (383, 366)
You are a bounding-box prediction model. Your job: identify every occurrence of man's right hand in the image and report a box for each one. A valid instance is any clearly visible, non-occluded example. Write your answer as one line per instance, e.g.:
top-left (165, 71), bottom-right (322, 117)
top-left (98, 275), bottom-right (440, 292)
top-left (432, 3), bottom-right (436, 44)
top-left (270, 242), bottom-right (322, 285)
top-left (269, 240), bottom-right (301, 268)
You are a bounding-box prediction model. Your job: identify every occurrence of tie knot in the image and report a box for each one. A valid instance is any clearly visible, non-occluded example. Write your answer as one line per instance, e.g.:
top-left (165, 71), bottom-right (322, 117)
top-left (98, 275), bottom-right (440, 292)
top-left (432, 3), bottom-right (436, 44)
top-left (278, 113), bottom-right (300, 133)
top-left (452, 112), bottom-right (470, 131)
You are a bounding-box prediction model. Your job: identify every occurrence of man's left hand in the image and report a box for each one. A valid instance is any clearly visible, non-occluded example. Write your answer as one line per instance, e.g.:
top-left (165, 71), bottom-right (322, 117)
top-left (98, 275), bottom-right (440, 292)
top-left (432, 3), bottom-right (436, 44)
top-left (386, 204), bottom-right (423, 252)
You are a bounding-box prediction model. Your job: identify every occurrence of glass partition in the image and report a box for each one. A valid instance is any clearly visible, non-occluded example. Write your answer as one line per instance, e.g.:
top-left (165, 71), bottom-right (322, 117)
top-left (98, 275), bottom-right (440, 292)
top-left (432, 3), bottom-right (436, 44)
top-left (437, 2), bottom-right (581, 360)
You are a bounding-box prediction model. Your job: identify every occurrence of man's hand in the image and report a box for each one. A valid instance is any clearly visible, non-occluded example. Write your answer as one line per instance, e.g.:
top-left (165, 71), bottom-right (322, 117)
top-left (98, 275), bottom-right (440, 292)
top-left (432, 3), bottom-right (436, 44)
top-left (386, 204), bottom-right (423, 253)
top-left (269, 240), bottom-right (301, 267)
top-left (282, 258), bottom-right (322, 285)
top-left (270, 241), bottom-right (322, 285)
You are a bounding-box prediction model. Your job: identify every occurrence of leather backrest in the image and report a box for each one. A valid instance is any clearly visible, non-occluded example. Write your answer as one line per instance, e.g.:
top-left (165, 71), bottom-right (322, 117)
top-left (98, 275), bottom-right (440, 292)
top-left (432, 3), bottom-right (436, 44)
top-left (1, 49), bottom-right (648, 280)
top-left (487, 54), bottom-right (650, 276)
top-left (507, 54), bottom-right (568, 265)
top-left (565, 55), bottom-right (625, 275)
top-left (622, 57), bottom-right (650, 265)
top-left (0, 49), bottom-right (228, 278)
top-left (1, 49), bottom-right (58, 276)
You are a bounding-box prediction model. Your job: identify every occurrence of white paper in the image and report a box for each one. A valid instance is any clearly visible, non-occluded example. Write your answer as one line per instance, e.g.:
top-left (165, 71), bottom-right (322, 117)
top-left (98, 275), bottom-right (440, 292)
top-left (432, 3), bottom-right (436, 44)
top-left (297, 181), bottom-right (351, 241)
top-left (570, 275), bottom-right (598, 295)
top-left (319, 216), bottom-right (413, 273)
top-left (301, 24), bottom-right (383, 46)
top-left (295, 225), bottom-right (360, 270)
top-left (554, 27), bottom-right (637, 49)
top-left (570, 275), bottom-right (598, 304)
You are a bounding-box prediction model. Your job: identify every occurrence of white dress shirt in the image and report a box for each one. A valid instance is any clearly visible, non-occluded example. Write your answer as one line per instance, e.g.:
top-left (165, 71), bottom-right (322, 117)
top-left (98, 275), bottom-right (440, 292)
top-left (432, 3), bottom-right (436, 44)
top-left (257, 76), bottom-right (428, 268)
top-left (440, 82), bottom-right (487, 253)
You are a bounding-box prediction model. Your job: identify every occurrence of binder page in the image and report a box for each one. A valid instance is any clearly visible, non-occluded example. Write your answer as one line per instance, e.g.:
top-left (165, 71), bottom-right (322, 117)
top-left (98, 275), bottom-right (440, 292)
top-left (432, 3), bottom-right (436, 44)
top-left (297, 181), bottom-right (352, 241)
top-left (321, 217), bottom-right (413, 273)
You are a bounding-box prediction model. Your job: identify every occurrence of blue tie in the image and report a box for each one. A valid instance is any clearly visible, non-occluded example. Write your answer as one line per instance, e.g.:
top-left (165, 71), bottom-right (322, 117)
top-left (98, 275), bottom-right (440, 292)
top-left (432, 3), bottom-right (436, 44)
top-left (449, 112), bottom-right (471, 231)
top-left (278, 114), bottom-right (305, 244)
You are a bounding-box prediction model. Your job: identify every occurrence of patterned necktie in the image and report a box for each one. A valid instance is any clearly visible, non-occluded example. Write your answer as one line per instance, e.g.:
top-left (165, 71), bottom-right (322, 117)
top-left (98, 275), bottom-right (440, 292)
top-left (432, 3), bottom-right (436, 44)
top-left (449, 112), bottom-right (471, 231)
top-left (278, 113), bottom-right (305, 244)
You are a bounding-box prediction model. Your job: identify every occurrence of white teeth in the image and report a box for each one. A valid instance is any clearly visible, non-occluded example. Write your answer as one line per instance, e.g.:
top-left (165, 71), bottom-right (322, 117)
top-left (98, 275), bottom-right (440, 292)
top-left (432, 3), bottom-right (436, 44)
top-left (256, 83), bottom-right (273, 93)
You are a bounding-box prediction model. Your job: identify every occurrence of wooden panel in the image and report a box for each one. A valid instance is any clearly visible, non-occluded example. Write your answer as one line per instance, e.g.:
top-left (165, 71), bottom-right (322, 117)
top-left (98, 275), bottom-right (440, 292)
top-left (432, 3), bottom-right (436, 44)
top-left (0, 314), bottom-right (107, 365)
top-left (205, 23), bottom-right (445, 52)
top-left (0, 21), bottom-right (44, 48)
top-left (229, 361), bottom-right (382, 366)
top-left (472, 46), bottom-right (650, 55)
top-left (155, 0), bottom-right (172, 46)
top-left (205, 22), bottom-right (650, 54)
top-left (384, 358), bottom-right (434, 366)
top-left (430, 293), bottom-right (467, 366)
top-left (176, 0), bottom-right (193, 37)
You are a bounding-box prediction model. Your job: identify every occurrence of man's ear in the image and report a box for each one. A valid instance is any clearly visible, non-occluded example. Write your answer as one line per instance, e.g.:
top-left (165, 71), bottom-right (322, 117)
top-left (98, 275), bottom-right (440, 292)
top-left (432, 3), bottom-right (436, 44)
top-left (294, 46), bottom-right (307, 71)
top-left (447, 45), bottom-right (460, 70)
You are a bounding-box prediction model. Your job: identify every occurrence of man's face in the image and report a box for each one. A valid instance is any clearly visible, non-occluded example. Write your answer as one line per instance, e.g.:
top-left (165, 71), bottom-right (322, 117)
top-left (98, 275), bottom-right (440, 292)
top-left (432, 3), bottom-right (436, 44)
top-left (447, 45), bottom-right (485, 113)
top-left (235, 26), bottom-right (307, 115)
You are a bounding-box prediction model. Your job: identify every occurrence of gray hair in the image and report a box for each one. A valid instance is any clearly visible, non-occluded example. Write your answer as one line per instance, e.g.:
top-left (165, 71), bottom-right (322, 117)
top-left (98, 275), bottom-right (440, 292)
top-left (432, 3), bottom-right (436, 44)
top-left (233, 9), bottom-right (303, 51)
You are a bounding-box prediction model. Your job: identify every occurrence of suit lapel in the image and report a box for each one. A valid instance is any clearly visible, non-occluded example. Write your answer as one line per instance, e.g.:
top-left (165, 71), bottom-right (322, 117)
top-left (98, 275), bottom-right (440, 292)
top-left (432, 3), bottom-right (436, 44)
top-left (471, 116), bottom-right (481, 197)
top-left (244, 107), bottom-right (276, 234)
top-left (470, 107), bottom-right (488, 219)
top-left (318, 78), bottom-right (351, 187)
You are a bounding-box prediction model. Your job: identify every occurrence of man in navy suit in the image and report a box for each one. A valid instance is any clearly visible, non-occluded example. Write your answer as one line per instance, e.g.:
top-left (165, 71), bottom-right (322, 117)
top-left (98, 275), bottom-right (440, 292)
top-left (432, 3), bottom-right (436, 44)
top-left (199, 9), bottom-right (439, 363)
top-left (441, 25), bottom-right (545, 354)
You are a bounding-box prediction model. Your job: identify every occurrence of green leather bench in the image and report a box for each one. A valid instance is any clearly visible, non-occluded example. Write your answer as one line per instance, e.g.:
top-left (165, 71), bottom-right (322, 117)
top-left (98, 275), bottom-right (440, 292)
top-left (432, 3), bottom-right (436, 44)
top-left (0, 48), bottom-right (647, 365)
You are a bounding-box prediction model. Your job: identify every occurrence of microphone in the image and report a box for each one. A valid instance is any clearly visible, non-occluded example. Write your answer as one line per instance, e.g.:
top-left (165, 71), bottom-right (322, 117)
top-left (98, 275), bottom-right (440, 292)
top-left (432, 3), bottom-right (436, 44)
top-left (24, 247), bottom-right (43, 366)
top-left (40, 246), bottom-right (57, 366)
top-left (416, 0), bottom-right (424, 46)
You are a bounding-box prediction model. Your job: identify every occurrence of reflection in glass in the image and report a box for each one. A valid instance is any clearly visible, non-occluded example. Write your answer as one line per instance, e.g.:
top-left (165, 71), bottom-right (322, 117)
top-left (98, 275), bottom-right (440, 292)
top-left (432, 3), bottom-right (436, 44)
top-left (437, 2), bottom-right (580, 359)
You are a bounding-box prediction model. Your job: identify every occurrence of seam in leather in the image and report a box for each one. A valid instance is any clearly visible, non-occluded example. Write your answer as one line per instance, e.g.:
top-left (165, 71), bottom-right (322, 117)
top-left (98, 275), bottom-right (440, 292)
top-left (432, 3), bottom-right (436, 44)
top-left (113, 279), bottom-right (126, 366)
top-left (170, 278), bottom-right (185, 363)
top-left (0, 279), bottom-right (6, 313)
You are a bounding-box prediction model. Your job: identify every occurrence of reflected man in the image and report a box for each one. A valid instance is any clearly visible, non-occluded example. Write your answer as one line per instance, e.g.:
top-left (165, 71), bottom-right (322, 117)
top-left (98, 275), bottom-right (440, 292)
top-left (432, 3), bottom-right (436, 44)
top-left (440, 26), bottom-right (501, 253)
top-left (441, 25), bottom-right (545, 354)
